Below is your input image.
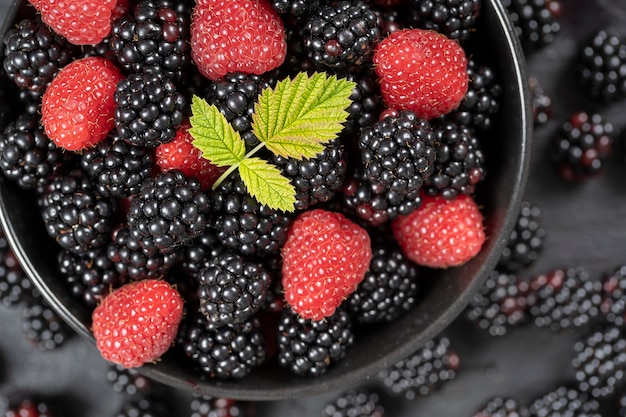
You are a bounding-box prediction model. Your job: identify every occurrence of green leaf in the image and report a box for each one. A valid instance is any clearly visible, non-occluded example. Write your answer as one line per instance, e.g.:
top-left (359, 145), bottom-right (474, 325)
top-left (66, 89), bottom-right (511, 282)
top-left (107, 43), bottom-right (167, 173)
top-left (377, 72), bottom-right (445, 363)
top-left (251, 72), bottom-right (355, 159)
top-left (189, 95), bottom-right (246, 167)
top-left (238, 157), bottom-right (296, 212)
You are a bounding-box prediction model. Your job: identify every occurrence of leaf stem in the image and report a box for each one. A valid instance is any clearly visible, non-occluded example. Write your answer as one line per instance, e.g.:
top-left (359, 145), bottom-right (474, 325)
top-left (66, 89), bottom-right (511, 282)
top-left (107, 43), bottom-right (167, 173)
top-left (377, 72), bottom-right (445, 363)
top-left (211, 141), bottom-right (268, 190)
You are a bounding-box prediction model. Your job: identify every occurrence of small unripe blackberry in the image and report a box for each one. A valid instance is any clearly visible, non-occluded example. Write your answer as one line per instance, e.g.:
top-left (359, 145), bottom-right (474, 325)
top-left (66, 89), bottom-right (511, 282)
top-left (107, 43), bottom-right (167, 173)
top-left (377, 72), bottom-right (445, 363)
top-left (578, 30), bottom-right (626, 102)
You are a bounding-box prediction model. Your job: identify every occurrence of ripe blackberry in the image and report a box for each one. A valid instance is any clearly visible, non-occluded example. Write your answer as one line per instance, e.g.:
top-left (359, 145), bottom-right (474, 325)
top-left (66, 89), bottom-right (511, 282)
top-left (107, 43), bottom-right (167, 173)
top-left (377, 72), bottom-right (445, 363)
top-left (2, 17), bottom-right (74, 93)
top-left (304, 0), bottom-right (382, 74)
top-left (205, 72), bottom-right (272, 148)
top-left (528, 267), bottom-right (603, 332)
top-left (528, 385), bottom-right (600, 417)
top-left (347, 244), bottom-right (418, 325)
top-left (18, 88), bottom-right (43, 116)
top-left (208, 176), bottom-right (293, 256)
top-left (572, 325), bottom-right (626, 400)
top-left (404, 0), bottom-right (481, 43)
top-left (197, 251), bottom-right (272, 327)
top-left (277, 306), bottom-right (354, 377)
top-left (445, 59), bottom-right (503, 132)
top-left (0, 229), bottom-right (35, 307)
top-left (106, 364), bottom-right (154, 396)
top-left (110, 0), bottom-right (191, 81)
top-left (600, 264), bottom-right (626, 326)
top-left (81, 136), bottom-right (155, 198)
top-left (3, 397), bottom-right (57, 417)
top-left (549, 112), bottom-right (614, 182)
top-left (21, 297), bottom-right (72, 351)
top-left (578, 30), bottom-right (626, 102)
top-left (377, 336), bottom-right (459, 400)
top-left (529, 77), bottom-right (554, 125)
top-left (40, 169), bottom-right (117, 255)
top-left (127, 170), bottom-right (210, 254)
top-left (107, 225), bottom-right (180, 280)
top-left (179, 313), bottom-right (266, 379)
top-left (424, 120), bottom-right (485, 200)
top-left (321, 388), bottom-right (385, 417)
top-left (57, 247), bottom-right (124, 307)
top-left (343, 72), bottom-right (383, 135)
top-left (114, 70), bottom-right (186, 149)
top-left (271, 0), bottom-right (326, 17)
top-left (272, 138), bottom-right (347, 211)
top-left (474, 396), bottom-right (530, 417)
top-left (497, 201), bottom-right (547, 273)
top-left (465, 270), bottom-right (534, 336)
top-left (190, 396), bottom-right (256, 417)
top-left (0, 112), bottom-right (66, 190)
top-left (358, 110), bottom-right (437, 201)
top-left (180, 230), bottom-right (226, 276)
top-left (115, 397), bottom-right (169, 417)
top-left (502, 0), bottom-right (562, 50)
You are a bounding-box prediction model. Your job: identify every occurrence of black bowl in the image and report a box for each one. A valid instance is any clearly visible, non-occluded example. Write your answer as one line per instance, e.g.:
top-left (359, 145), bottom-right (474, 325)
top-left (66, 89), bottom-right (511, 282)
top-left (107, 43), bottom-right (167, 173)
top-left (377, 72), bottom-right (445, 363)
top-left (0, 0), bottom-right (532, 401)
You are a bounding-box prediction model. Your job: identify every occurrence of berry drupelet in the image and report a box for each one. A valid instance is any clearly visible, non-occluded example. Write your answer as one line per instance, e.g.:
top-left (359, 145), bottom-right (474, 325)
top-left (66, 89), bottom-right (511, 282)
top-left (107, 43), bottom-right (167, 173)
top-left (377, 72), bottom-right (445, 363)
top-left (304, 0), bottom-right (382, 74)
top-left (528, 385), bottom-right (600, 417)
top-left (114, 70), bottom-right (186, 149)
top-left (277, 306), bottom-right (354, 377)
top-left (110, 0), bottom-right (191, 82)
top-left (127, 170), bottom-right (210, 254)
top-left (197, 251), bottom-right (272, 327)
top-left (404, 0), bottom-right (481, 44)
top-left (497, 201), bottom-right (547, 273)
top-left (473, 396), bottom-right (530, 417)
top-left (502, 0), bottom-right (562, 50)
top-left (2, 17), bottom-right (74, 93)
top-left (578, 30), bottom-right (626, 102)
top-left (549, 111), bottom-right (615, 182)
top-left (0, 112), bottom-right (66, 190)
top-left (21, 296), bottom-right (73, 351)
top-left (321, 388), bottom-right (385, 417)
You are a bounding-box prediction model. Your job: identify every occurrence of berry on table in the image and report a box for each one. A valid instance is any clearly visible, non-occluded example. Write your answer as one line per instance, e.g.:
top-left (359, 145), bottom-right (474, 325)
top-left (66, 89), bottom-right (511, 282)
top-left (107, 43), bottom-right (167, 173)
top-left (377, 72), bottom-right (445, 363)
top-left (497, 201), bottom-right (547, 273)
top-left (404, 0), bottom-right (481, 44)
top-left (21, 296), bottom-right (73, 351)
top-left (106, 363), bottom-right (154, 396)
top-left (473, 396), bottom-right (530, 417)
top-left (502, 0), bottom-right (562, 50)
top-left (115, 396), bottom-right (169, 417)
top-left (528, 385), bottom-right (600, 417)
top-left (578, 30), bottom-right (626, 102)
top-left (321, 388), bottom-right (385, 417)
top-left (529, 76), bottom-right (554, 125)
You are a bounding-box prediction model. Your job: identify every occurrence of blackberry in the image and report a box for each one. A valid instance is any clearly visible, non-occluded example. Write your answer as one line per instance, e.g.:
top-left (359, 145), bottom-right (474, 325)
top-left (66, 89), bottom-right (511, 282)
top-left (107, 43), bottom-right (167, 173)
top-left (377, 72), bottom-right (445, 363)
top-left (2, 17), bottom-right (74, 93)
top-left (190, 396), bottom-right (255, 417)
top-left (572, 325), bottom-right (626, 400)
top-left (127, 170), bottom-right (210, 254)
top-left (81, 136), bottom-right (155, 198)
top-left (343, 72), bottom-right (383, 135)
top-left (529, 77), bottom-right (554, 125)
top-left (304, 0), bottom-right (382, 74)
top-left (106, 364), bottom-right (154, 396)
top-left (528, 267), bottom-right (603, 332)
top-left (180, 230), bottom-right (226, 276)
top-left (600, 264), bottom-right (626, 326)
top-left (21, 297), bottom-right (72, 351)
top-left (57, 247), bottom-right (124, 307)
top-left (277, 306), bottom-right (354, 377)
top-left (0, 233), bottom-right (35, 307)
top-left (179, 313), bottom-right (266, 379)
top-left (0, 112), bottom-right (66, 190)
top-left (404, 0), bottom-right (481, 43)
top-left (107, 225), bottom-right (180, 281)
top-left (445, 59), bottom-right (503, 132)
top-left (271, 0), bottom-right (326, 17)
top-left (272, 138), bottom-right (347, 210)
top-left (549, 112), bottom-right (614, 182)
top-left (205, 72), bottom-right (272, 148)
top-left (347, 244), bottom-right (418, 325)
top-left (40, 169), bottom-right (117, 255)
top-left (474, 396), bottom-right (530, 417)
top-left (3, 397), bottom-right (57, 417)
top-left (208, 176), bottom-right (293, 256)
top-left (497, 201), bottom-right (547, 273)
top-left (359, 110), bottom-right (436, 198)
top-left (424, 120), bottom-right (485, 199)
top-left (18, 88), bottom-right (43, 116)
top-left (115, 397), bottom-right (169, 417)
top-left (321, 388), bottom-right (385, 417)
top-left (114, 70), bottom-right (186, 148)
top-left (528, 385), bottom-right (600, 417)
top-left (465, 270), bottom-right (534, 336)
top-left (197, 251), bottom-right (272, 327)
top-left (578, 30), bottom-right (626, 102)
top-left (110, 0), bottom-right (191, 81)
top-left (377, 336), bottom-right (459, 400)
top-left (502, 0), bottom-right (562, 50)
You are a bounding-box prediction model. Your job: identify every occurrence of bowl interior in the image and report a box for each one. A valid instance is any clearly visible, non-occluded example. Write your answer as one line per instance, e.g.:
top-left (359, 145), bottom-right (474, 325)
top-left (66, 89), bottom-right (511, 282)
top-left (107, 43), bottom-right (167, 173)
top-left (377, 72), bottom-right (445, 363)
top-left (0, 0), bottom-right (531, 401)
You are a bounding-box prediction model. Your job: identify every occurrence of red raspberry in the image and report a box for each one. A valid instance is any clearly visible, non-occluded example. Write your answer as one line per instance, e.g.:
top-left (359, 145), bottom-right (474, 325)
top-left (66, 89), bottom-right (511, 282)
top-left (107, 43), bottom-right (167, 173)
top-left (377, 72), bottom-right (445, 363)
top-left (190, 0), bottom-right (287, 80)
top-left (281, 209), bottom-right (372, 321)
top-left (92, 279), bottom-right (184, 368)
top-left (373, 28), bottom-right (469, 120)
top-left (155, 121), bottom-right (225, 190)
top-left (41, 56), bottom-right (124, 152)
top-left (28, 0), bottom-right (121, 45)
top-left (392, 194), bottom-right (485, 268)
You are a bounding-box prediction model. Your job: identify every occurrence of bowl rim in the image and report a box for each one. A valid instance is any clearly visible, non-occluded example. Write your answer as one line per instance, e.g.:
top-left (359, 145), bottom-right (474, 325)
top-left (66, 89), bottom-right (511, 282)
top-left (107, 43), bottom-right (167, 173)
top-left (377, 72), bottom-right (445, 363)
top-left (0, 0), bottom-right (533, 401)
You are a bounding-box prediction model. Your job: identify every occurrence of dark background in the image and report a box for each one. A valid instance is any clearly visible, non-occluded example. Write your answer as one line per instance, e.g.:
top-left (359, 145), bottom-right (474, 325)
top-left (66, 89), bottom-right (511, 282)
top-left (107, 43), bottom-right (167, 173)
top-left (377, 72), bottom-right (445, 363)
top-left (3, 0), bottom-right (626, 415)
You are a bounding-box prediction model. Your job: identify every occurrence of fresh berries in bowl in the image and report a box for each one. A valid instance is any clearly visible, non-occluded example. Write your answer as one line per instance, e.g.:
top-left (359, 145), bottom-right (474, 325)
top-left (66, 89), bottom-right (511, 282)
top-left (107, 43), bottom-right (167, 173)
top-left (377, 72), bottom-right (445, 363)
top-left (0, 0), bottom-right (531, 401)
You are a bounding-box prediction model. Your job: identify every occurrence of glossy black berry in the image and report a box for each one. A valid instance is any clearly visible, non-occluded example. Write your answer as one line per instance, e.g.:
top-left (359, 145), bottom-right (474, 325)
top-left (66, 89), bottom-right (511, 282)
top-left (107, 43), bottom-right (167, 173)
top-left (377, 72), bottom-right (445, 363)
top-left (502, 0), bottom-right (562, 50)
top-left (321, 388), bottom-right (385, 417)
top-left (497, 201), bottom-right (547, 273)
top-left (115, 396), bottom-right (169, 417)
top-left (405, 0), bottom-right (481, 43)
top-left (343, 72), bottom-right (383, 135)
top-left (528, 385), bottom-right (600, 417)
top-left (180, 230), bottom-right (226, 276)
top-left (578, 30), bottom-right (626, 102)
top-left (271, 0), bottom-right (326, 17)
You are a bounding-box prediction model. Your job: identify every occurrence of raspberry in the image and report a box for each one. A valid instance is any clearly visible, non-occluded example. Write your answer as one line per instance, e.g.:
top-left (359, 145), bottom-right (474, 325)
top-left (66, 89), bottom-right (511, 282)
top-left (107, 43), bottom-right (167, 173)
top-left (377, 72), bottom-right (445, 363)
top-left (41, 56), bottom-right (124, 151)
top-left (190, 0), bottom-right (287, 80)
top-left (281, 209), bottom-right (372, 321)
top-left (28, 0), bottom-right (120, 45)
top-left (373, 28), bottom-right (469, 120)
top-left (92, 279), bottom-right (184, 368)
top-left (391, 194), bottom-right (485, 268)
